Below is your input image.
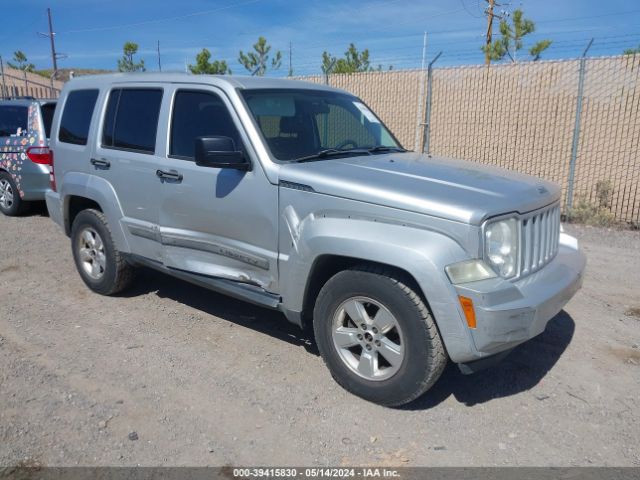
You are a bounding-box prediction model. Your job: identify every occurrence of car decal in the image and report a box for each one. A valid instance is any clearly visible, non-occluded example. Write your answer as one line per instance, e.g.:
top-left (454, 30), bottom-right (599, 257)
top-left (0, 104), bottom-right (42, 199)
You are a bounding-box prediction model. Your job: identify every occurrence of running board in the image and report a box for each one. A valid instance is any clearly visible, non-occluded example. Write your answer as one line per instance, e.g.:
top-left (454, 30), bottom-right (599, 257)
top-left (125, 254), bottom-right (282, 310)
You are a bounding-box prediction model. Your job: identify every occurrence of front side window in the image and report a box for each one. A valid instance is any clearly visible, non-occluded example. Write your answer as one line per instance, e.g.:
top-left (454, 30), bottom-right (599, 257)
top-left (102, 88), bottom-right (163, 153)
top-left (170, 90), bottom-right (243, 159)
top-left (0, 106), bottom-right (28, 137)
top-left (241, 89), bottom-right (400, 161)
top-left (59, 90), bottom-right (99, 145)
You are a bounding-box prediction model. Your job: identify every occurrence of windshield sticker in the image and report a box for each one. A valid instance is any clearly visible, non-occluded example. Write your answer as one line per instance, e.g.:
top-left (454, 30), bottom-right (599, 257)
top-left (353, 102), bottom-right (380, 123)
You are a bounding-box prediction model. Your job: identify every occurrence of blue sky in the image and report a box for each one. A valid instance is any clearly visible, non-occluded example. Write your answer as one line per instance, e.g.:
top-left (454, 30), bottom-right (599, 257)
top-left (1, 0), bottom-right (640, 76)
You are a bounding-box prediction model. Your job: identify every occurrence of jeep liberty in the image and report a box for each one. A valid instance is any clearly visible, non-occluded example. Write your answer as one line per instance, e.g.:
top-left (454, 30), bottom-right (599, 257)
top-left (46, 74), bottom-right (585, 406)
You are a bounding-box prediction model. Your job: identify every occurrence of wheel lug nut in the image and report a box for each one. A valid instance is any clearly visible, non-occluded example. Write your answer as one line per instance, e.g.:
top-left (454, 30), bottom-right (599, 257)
top-left (375, 340), bottom-right (381, 346)
top-left (365, 344), bottom-right (372, 351)
top-left (360, 324), bottom-right (367, 330)
top-left (357, 334), bottom-right (363, 340)
top-left (372, 327), bottom-right (378, 334)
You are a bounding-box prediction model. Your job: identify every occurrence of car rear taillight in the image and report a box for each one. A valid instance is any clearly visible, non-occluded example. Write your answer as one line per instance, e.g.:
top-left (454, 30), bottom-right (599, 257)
top-left (26, 146), bottom-right (52, 165)
top-left (49, 149), bottom-right (56, 192)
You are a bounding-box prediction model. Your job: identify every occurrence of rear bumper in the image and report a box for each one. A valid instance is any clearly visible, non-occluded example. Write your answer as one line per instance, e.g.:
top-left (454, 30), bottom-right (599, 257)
top-left (45, 189), bottom-right (64, 230)
top-left (5, 165), bottom-right (49, 201)
top-left (452, 233), bottom-right (585, 360)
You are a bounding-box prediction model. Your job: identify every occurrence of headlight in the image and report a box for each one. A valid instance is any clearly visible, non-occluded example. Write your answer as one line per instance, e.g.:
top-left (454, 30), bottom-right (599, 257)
top-left (485, 218), bottom-right (518, 278)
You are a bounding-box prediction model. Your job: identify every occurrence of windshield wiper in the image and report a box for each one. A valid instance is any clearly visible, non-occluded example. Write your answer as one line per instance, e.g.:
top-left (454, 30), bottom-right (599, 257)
top-left (293, 146), bottom-right (407, 163)
top-left (293, 148), bottom-right (371, 163)
top-left (366, 145), bottom-right (408, 153)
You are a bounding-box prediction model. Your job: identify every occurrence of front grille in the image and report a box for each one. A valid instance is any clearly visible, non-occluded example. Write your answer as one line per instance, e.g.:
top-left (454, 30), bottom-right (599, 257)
top-left (519, 203), bottom-right (561, 277)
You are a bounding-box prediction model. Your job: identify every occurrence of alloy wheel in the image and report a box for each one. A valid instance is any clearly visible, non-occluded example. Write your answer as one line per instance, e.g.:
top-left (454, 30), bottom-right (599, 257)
top-left (77, 227), bottom-right (107, 280)
top-left (0, 179), bottom-right (14, 210)
top-left (331, 296), bottom-right (405, 381)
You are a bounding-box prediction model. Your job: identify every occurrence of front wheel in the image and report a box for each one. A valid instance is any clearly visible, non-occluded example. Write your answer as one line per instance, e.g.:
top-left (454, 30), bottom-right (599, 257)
top-left (313, 266), bottom-right (447, 407)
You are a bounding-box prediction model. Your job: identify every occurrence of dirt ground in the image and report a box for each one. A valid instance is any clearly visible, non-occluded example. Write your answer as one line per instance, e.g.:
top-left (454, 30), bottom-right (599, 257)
top-left (1, 206), bottom-right (639, 467)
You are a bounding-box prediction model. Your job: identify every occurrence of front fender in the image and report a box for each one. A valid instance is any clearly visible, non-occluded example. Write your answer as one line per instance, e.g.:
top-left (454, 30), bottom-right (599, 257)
top-left (279, 212), bottom-right (478, 362)
top-left (60, 172), bottom-right (130, 253)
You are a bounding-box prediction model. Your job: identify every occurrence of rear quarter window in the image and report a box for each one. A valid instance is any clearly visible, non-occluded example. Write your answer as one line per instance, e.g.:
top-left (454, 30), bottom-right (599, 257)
top-left (41, 103), bottom-right (56, 139)
top-left (0, 106), bottom-right (28, 137)
top-left (59, 90), bottom-right (99, 145)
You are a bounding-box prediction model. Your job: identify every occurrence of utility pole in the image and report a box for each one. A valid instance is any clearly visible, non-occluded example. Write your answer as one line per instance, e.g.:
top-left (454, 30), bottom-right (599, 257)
top-left (39, 8), bottom-right (65, 81)
top-left (484, 0), bottom-right (496, 65)
top-left (157, 40), bottom-right (162, 72)
top-left (46, 8), bottom-right (58, 78)
top-left (288, 42), bottom-right (293, 77)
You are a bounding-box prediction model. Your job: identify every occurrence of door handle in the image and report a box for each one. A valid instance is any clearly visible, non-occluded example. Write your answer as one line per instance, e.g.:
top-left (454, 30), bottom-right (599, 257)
top-left (90, 158), bottom-right (111, 169)
top-left (156, 169), bottom-right (183, 182)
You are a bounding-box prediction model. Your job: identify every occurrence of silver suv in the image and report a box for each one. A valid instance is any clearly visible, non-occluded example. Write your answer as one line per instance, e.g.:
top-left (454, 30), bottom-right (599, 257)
top-left (0, 98), bottom-right (56, 215)
top-left (46, 74), bottom-right (585, 406)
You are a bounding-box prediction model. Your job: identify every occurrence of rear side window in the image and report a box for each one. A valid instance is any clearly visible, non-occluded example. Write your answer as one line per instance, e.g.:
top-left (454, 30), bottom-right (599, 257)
top-left (41, 103), bottom-right (56, 138)
top-left (102, 88), bottom-right (163, 153)
top-left (59, 90), bottom-right (99, 145)
top-left (0, 106), bottom-right (28, 137)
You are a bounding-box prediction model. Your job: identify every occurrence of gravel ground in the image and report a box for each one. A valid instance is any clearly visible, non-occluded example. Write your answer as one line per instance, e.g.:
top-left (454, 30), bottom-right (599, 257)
top-left (1, 207), bottom-right (639, 467)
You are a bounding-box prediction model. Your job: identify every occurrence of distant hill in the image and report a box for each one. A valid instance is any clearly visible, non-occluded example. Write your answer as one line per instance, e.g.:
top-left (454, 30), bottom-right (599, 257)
top-left (36, 68), bottom-right (113, 82)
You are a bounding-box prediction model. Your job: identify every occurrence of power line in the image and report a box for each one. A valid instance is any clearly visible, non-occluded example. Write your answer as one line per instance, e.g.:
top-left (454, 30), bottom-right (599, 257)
top-left (57, 0), bottom-right (264, 34)
top-left (0, 14), bottom-right (45, 46)
top-left (536, 8), bottom-right (640, 25)
top-left (460, 0), bottom-right (483, 19)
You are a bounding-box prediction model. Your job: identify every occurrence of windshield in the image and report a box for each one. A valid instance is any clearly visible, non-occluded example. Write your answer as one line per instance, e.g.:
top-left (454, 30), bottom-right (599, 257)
top-left (241, 89), bottom-right (401, 161)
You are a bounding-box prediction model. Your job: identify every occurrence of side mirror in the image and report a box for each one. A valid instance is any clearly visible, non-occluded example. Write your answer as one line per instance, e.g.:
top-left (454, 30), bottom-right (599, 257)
top-left (195, 136), bottom-right (250, 170)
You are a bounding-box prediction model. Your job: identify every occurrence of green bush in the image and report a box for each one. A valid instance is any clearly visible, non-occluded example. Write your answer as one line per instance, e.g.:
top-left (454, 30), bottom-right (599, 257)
top-left (566, 180), bottom-right (617, 227)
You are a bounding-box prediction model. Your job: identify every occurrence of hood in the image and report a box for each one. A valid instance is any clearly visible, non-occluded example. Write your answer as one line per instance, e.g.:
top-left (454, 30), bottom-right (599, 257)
top-left (278, 152), bottom-right (561, 225)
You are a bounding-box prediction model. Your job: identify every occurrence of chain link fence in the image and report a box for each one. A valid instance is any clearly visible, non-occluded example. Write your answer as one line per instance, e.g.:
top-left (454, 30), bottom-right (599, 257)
top-left (0, 64), bottom-right (63, 99)
top-left (297, 54), bottom-right (640, 225)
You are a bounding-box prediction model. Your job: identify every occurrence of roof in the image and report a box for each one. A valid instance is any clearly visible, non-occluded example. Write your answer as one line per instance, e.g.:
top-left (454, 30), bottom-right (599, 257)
top-left (63, 72), bottom-right (345, 93)
top-left (0, 98), bottom-right (57, 106)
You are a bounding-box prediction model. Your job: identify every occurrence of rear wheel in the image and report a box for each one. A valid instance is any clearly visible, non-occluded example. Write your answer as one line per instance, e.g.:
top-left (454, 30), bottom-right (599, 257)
top-left (313, 265), bottom-right (447, 407)
top-left (0, 171), bottom-right (29, 216)
top-left (71, 209), bottom-right (135, 295)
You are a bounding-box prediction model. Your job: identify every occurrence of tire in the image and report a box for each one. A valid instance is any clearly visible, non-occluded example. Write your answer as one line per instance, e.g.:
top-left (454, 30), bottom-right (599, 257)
top-left (313, 265), bottom-right (447, 407)
top-left (70, 209), bottom-right (135, 295)
top-left (0, 171), bottom-right (30, 216)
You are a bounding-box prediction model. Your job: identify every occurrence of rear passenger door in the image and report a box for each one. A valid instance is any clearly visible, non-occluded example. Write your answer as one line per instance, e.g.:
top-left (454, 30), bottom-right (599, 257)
top-left (93, 86), bottom-right (165, 262)
top-left (156, 85), bottom-right (279, 292)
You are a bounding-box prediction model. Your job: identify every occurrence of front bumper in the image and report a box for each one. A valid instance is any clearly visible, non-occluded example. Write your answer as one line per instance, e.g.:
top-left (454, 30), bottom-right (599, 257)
top-left (453, 234), bottom-right (585, 359)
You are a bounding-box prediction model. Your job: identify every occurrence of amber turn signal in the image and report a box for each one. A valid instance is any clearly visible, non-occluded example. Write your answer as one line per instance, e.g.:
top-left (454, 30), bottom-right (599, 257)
top-left (459, 296), bottom-right (477, 329)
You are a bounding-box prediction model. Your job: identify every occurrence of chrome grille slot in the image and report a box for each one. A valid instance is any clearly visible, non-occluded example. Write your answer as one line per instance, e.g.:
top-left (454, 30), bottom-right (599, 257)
top-left (519, 203), bottom-right (560, 278)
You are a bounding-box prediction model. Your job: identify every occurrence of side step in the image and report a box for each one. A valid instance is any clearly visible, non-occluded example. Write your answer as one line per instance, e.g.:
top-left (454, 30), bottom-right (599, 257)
top-left (125, 254), bottom-right (281, 310)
